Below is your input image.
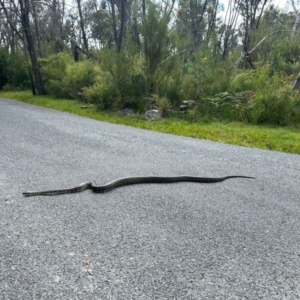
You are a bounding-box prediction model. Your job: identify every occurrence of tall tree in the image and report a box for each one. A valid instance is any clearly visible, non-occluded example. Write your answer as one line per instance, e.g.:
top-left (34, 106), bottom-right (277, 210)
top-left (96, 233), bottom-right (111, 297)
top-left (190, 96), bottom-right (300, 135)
top-left (219, 0), bottom-right (240, 60)
top-left (176, 0), bottom-right (211, 53)
top-left (109, 0), bottom-right (132, 52)
top-left (76, 0), bottom-right (89, 51)
top-left (141, 1), bottom-right (174, 80)
top-left (0, 0), bottom-right (21, 53)
top-left (18, 0), bottom-right (45, 94)
top-left (237, 0), bottom-right (269, 67)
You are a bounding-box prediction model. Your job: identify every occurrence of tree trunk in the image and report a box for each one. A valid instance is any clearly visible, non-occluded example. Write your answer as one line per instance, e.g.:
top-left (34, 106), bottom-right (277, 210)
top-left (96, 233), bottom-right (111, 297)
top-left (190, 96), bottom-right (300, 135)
top-left (110, 0), bottom-right (131, 52)
top-left (77, 0), bottom-right (89, 51)
top-left (19, 0), bottom-right (45, 95)
top-left (31, 2), bottom-right (42, 57)
top-left (142, 0), bottom-right (146, 16)
top-left (189, 0), bottom-right (208, 52)
top-left (116, 0), bottom-right (125, 52)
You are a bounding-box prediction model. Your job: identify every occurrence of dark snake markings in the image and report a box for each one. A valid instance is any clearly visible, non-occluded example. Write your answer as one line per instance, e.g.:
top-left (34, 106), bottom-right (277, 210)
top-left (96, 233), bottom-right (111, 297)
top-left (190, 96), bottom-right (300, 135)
top-left (23, 175), bottom-right (255, 196)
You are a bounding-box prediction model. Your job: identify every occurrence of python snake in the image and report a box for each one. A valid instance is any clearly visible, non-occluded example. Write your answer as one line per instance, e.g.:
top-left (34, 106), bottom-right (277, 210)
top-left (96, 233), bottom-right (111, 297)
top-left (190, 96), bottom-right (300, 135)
top-left (23, 175), bottom-right (254, 196)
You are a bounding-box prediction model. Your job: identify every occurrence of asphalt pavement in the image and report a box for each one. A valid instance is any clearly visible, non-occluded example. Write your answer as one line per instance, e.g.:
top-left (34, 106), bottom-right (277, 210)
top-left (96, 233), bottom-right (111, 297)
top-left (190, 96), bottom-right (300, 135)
top-left (0, 97), bottom-right (299, 299)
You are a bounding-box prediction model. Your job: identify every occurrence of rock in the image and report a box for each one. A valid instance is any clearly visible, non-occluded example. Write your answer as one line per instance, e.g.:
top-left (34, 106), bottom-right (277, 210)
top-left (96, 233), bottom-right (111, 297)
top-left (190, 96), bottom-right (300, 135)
top-left (182, 100), bottom-right (197, 107)
top-left (180, 105), bottom-right (188, 112)
top-left (180, 100), bottom-right (198, 114)
top-left (145, 109), bottom-right (163, 120)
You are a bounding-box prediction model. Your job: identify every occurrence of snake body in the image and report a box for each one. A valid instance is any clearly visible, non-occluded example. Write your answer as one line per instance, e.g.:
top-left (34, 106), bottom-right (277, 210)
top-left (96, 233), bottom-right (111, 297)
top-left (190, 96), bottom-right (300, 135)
top-left (23, 175), bottom-right (254, 196)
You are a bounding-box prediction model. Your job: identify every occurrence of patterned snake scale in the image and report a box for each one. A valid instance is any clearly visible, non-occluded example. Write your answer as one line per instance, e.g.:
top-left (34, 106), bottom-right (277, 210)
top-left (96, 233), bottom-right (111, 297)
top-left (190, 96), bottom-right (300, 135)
top-left (23, 175), bottom-right (255, 196)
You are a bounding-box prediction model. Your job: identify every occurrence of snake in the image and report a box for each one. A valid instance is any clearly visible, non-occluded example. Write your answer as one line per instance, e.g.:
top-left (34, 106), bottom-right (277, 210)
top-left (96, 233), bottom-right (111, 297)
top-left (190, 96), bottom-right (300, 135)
top-left (22, 175), bottom-right (255, 196)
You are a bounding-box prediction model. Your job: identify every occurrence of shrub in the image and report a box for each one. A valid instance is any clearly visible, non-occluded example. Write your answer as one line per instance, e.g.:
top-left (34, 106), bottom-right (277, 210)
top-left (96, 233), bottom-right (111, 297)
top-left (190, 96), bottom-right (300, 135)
top-left (268, 39), bottom-right (300, 76)
top-left (231, 68), bottom-right (300, 126)
top-left (181, 74), bottom-right (202, 100)
top-left (199, 91), bottom-right (254, 121)
top-left (154, 62), bottom-right (183, 108)
top-left (85, 49), bottom-right (147, 111)
top-left (250, 86), bottom-right (300, 126)
top-left (83, 71), bottom-right (117, 110)
top-left (62, 60), bottom-right (97, 100)
top-left (39, 52), bottom-right (73, 98)
top-left (0, 48), bottom-right (30, 90)
top-left (40, 53), bottom-right (99, 100)
top-left (230, 66), bottom-right (269, 93)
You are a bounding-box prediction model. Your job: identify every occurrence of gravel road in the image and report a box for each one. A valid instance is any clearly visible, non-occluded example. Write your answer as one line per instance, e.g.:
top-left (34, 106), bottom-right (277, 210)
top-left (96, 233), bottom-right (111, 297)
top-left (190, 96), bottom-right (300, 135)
top-left (0, 98), bottom-right (299, 299)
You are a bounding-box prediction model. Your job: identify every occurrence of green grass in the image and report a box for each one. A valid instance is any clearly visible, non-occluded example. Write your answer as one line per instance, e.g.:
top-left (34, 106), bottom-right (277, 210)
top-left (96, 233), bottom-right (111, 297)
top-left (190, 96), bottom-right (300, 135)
top-left (1, 91), bottom-right (300, 154)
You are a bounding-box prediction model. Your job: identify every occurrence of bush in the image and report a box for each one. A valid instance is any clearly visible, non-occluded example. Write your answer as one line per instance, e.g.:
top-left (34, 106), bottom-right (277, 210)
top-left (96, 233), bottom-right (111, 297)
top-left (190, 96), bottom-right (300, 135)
top-left (181, 74), bottom-right (201, 100)
top-left (40, 53), bottom-right (99, 100)
top-left (83, 71), bottom-right (117, 110)
top-left (154, 60), bottom-right (183, 108)
top-left (85, 49), bottom-right (147, 111)
top-left (62, 60), bottom-right (98, 100)
top-left (198, 91), bottom-right (254, 122)
top-left (268, 39), bottom-right (300, 76)
top-left (0, 47), bottom-right (30, 90)
top-left (183, 50), bottom-right (234, 96)
top-left (250, 86), bottom-right (300, 126)
top-left (230, 65), bottom-right (270, 93)
top-left (230, 67), bottom-right (300, 126)
top-left (39, 52), bottom-right (73, 98)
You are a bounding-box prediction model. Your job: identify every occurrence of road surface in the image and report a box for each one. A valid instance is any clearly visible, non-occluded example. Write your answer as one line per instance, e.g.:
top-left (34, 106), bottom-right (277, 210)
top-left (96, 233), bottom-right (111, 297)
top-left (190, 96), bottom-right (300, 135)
top-left (0, 98), bottom-right (299, 299)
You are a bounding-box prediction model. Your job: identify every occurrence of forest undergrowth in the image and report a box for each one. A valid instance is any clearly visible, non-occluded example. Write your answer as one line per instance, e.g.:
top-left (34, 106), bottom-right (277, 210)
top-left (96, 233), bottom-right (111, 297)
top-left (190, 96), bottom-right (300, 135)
top-left (1, 90), bottom-right (299, 154)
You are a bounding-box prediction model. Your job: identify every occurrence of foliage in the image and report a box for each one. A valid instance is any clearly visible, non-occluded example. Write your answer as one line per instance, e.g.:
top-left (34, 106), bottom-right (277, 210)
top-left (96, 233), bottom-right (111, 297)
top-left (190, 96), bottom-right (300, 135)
top-left (62, 60), bottom-right (97, 100)
top-left (230, 66), bottom-right (300, 126)
top-left (180, 49), bottom-right (234, 101)
top-left (230, 66), bottom-right (269, 92)
top-left (39, 53), bottom-right (73, 98)
top-left (2, 90), bottom-right (300, 154)
top-left (141, 2), bottom-right (172, 78)
top-left (40, 53), bottom-right (98, 100)
top-left (153, 94), bottom-right (172, 112)
top-left (84, 49), bottom-right (147, 111)
top-left (0, 47), bottom-right (30, 90)
top-left (154, 55), bottom-right (183, 108)
top-left (90, 9), bottom-right (114, 47)
top-left (83, 71), bottom-right (117, 110)
top-left (251, 84), bottom-right (300, 126)
top-left (268, 39), bottom-right (300, 76)
top-left (201, 91), bottom-right (254, 122)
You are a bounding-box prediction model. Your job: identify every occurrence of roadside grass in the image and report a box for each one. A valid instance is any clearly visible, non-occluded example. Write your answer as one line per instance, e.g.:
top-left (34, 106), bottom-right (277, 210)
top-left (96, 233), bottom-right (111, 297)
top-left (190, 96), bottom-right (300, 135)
top-left (1, 91), bottom-right (299, 154)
